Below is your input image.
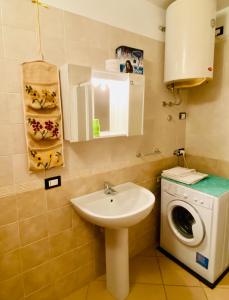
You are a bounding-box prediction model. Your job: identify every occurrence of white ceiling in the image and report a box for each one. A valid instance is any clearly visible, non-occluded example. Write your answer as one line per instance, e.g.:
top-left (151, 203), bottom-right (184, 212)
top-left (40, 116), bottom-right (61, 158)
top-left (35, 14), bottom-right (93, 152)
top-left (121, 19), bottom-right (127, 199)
top-left (147, 0), bottom-right (229, 10)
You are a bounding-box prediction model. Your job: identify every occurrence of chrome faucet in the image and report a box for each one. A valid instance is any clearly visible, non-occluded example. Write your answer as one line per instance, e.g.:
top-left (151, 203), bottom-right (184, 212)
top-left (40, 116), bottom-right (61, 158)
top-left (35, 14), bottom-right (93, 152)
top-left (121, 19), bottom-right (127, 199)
top-left (104, 182), bottom-right (117, 195)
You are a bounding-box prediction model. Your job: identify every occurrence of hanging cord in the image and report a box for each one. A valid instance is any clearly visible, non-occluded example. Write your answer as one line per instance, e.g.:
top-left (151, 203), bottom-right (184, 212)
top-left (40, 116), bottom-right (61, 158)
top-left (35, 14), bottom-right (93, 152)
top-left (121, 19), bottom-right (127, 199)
top-left (32, 0), bottom-right (48, 60)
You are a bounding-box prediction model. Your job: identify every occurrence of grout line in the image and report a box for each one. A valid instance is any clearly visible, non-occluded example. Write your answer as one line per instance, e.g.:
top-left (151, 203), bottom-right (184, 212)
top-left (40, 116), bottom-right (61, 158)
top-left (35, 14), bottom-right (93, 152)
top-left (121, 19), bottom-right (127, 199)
top-left (202, 285), bottom-right (209, 300)
top-left (85, 284), bottom-right (89, 300)
top-left (155, 254), bottom-right (169, 300)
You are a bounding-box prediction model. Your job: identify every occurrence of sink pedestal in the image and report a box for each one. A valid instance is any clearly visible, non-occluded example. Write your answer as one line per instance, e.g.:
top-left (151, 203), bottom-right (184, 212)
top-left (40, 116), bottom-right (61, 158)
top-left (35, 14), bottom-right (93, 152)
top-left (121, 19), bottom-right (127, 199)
top-left (105, 228), bottom-right (129, 300)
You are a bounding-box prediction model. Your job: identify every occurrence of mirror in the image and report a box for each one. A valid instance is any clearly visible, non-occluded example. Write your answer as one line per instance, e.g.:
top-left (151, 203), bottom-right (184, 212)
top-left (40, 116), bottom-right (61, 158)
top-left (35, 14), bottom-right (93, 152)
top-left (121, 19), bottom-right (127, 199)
top-left (94, 85), bottom-right (110, 132)
top-left (60, 64), bottom-right (145, 142)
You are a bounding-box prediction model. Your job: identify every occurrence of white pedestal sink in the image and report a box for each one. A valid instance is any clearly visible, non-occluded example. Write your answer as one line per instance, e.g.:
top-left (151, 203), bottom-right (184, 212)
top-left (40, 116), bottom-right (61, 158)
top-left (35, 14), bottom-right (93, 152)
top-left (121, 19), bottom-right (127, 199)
top-left (71, 182), bottom-right (155, 300)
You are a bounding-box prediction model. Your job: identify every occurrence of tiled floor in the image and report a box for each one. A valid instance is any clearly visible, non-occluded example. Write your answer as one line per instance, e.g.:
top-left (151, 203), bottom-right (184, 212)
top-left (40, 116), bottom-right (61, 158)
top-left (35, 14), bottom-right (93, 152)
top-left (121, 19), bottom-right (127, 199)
top-left (64, 247), bottom-right (229, 300)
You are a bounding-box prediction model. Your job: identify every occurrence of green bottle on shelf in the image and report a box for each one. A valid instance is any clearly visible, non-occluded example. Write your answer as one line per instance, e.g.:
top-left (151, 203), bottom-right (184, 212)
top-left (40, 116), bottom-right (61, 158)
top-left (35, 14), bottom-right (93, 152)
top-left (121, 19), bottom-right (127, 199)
top-left (93, 118), bottom-right (100, 138)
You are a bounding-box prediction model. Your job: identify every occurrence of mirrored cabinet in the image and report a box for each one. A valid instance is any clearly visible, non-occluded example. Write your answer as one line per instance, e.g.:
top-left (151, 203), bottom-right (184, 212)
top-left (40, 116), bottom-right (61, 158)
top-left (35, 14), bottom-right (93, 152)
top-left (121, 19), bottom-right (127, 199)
top-left (60, 64), bottom-right (145, 142)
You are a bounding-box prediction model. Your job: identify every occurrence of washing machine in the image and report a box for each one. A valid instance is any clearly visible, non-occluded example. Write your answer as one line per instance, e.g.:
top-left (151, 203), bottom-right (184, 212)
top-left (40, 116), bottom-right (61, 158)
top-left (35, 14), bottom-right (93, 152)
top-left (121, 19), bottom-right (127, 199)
top-left (160, 176), bottom-right (229, 287)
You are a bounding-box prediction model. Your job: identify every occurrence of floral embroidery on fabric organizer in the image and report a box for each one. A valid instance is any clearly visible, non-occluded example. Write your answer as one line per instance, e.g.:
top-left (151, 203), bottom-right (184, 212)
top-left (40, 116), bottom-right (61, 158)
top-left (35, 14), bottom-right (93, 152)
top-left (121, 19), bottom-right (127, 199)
top-left (25, 84), bottom-right (58, 109)
top-left (28, 144), bottom-right (63, 171)
top-left (26, 115), bottom-right (61, 141)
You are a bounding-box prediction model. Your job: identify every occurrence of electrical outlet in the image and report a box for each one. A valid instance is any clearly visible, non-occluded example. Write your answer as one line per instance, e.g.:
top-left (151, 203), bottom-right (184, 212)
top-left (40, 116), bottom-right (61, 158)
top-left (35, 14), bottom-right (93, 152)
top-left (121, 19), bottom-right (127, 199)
top-left (45, 176), bottom-right (61, 189)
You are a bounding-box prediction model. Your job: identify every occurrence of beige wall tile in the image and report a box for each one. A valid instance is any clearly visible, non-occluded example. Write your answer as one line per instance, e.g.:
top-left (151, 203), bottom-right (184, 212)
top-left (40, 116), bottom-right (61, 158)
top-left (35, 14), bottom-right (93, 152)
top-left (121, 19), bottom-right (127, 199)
top-left (2, 25), bottom-right (38, 61)
top-left (8, 93), bottom-right (24, 124)
top-left (49, 228), bottom-right (77, 258)
top-left (20, 238), bottom-right (50, 271)
top-left (186, 155), bottom-right (219, 175)
top-left (0, 249), bottom-right (21, 281)
top-left (0, 185), bottom-right (15, 199)
top-left (0, 124), bottom-right (12, 155)
top-left (1, 0), bottom-right (36, 30)
top-left (74, 218), bottom-right (96, 246)
top-left (4, 59), bottom-right (22, 93)
top-left (0, 222), bottom-right (20, 255)
top-left (0, 275), bottom-right (24, 300)
top-left (77, 242), bottom-right (94, 265)
top-left (47, 206), bottom-right (72, 235)
top-left (0, 60), bottom-right (7, 92)
top-left (49, 249), bottom-right (79, 282)
top-left (12, 154), bottom-right (45, 185)
top-left (23, 262), bottom-right (52, 296)
top-left (0, 93), bottom-right (9, 123)
top-left (93, 233), bottom-right (105, 277)
top-left (42, 36), bottom-right (66, 66)
top-left (75, 261), bottom-right (95, 290)
top-left (0, 195), bottom-right (17, 226)
top-left (64, 12), bottom-right (108, 49)
top-left (64, 39), bottom-right (90, 66)
top-left (39, 5), bottom-right (64, 39)
top-left (187, 155), bottom-right (229, 179)
top-left (25, 285), bottom-right (56, 300)
top-left (0, 25), bottom-right (3, 58)
top-left (11, 124), bottom-right (26, 154)
top-left (17, 189), bottom-right (46, 220)
top-left (186, 39), bottom-right (229, 162)
top-left (19, 214), bottom-right (48, 246)
top-left (46, 186), bottom-right (71, 210)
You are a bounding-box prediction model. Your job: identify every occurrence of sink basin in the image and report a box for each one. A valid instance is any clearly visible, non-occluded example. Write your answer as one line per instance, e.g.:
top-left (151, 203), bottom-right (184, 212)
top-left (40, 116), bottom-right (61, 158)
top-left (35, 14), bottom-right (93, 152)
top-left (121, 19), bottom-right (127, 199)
top-left (71, 182), bottom-right (155, 229)
top-left (71, 182), bottom-right (155, 300)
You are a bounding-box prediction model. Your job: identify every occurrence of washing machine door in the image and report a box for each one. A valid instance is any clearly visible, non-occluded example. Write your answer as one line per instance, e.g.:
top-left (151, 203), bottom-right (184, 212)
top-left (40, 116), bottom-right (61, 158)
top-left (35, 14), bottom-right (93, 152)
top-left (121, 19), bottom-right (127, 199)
top-left (167, 200), bottom-right (205, 247)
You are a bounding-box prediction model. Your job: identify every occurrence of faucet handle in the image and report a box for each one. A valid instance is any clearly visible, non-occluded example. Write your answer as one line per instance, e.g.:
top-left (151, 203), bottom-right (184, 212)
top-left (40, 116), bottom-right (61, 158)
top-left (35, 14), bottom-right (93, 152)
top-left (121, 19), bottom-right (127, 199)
top-left (104, 181), bottom-right (113, 188)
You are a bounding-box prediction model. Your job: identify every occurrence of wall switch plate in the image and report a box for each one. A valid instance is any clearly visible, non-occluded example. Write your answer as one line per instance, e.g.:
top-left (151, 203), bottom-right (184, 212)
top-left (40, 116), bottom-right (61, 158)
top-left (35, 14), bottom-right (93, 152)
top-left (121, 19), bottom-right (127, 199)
top-left (45, 176), bottom-right (61, 190)
top-left (179, 112), bottom-right (187, 120)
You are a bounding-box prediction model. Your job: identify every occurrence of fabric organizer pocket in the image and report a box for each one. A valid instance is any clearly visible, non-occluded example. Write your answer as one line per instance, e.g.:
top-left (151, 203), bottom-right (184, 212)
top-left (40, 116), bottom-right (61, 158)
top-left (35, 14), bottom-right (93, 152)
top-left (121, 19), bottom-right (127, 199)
top-left (28, 144), bottom-right (63, 171)
top-left (24, 82), bottom-right (59, 110)
top-left (26, 114), bottom-right (61, 141)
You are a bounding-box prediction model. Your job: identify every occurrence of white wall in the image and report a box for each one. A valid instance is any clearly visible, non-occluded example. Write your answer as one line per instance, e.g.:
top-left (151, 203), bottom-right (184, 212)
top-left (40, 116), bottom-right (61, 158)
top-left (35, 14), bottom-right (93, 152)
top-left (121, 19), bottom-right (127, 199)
top-left (43, 0), bottom-right (166, 41)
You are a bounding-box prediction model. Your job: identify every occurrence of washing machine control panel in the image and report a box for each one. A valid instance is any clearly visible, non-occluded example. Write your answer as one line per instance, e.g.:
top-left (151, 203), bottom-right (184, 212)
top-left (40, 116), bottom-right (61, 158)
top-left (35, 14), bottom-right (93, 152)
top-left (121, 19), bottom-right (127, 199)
top-left (162, 179), bottom-right (214, 209)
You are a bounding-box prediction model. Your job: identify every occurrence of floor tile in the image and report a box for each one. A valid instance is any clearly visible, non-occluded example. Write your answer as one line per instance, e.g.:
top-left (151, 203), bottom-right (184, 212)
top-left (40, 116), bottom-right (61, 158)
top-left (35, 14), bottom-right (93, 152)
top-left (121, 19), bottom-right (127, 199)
top-left (216, 272), bottom-right (229, 288)
top-left (130, 256), bottom-right (162, 284)
top-left (137, 247), bottom-right (157, 257)
top-left (127, 284), bottom-right (166, 300)
top-left (204, 287), bottom-right (229, 300)
top-left (155, 249), bottom-right (166, 257)
top-left (158, 256), bottom-right (200, 286)
top-left (165, 286), bottom-right (207, 300)
top-left (96, 274), bottom-right (106, 281)
top-left (87, 281), bottom-right (115, 300)
top-left (63, 286), bottom-right (88, 300)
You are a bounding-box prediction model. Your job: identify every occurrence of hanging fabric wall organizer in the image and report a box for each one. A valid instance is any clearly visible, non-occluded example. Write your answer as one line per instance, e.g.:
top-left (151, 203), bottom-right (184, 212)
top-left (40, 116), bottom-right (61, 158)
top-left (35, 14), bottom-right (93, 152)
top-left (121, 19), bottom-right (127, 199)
top-left (22, 61), bottom-right (64, 171)
top-left (21, 1), bottom-right (64, 171)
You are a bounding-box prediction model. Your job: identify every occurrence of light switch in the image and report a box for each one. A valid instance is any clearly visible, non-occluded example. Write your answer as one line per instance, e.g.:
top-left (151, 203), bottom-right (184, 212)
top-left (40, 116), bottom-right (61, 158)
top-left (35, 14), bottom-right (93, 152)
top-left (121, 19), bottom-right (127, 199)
top-left (45, 176), bottom-right (61, 189)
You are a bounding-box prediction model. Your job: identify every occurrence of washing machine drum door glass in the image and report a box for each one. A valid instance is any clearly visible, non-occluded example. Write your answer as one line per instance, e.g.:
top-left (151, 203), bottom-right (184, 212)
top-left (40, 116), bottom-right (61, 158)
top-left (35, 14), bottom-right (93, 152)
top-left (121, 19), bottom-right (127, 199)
top-left (167, 200), bottom-right (205, 247)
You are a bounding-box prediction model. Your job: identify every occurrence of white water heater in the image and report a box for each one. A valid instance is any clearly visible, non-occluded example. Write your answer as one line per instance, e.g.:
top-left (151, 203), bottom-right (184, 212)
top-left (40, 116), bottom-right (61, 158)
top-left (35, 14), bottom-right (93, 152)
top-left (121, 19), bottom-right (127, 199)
top-left (164, 0), bottom-right (216, 89)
